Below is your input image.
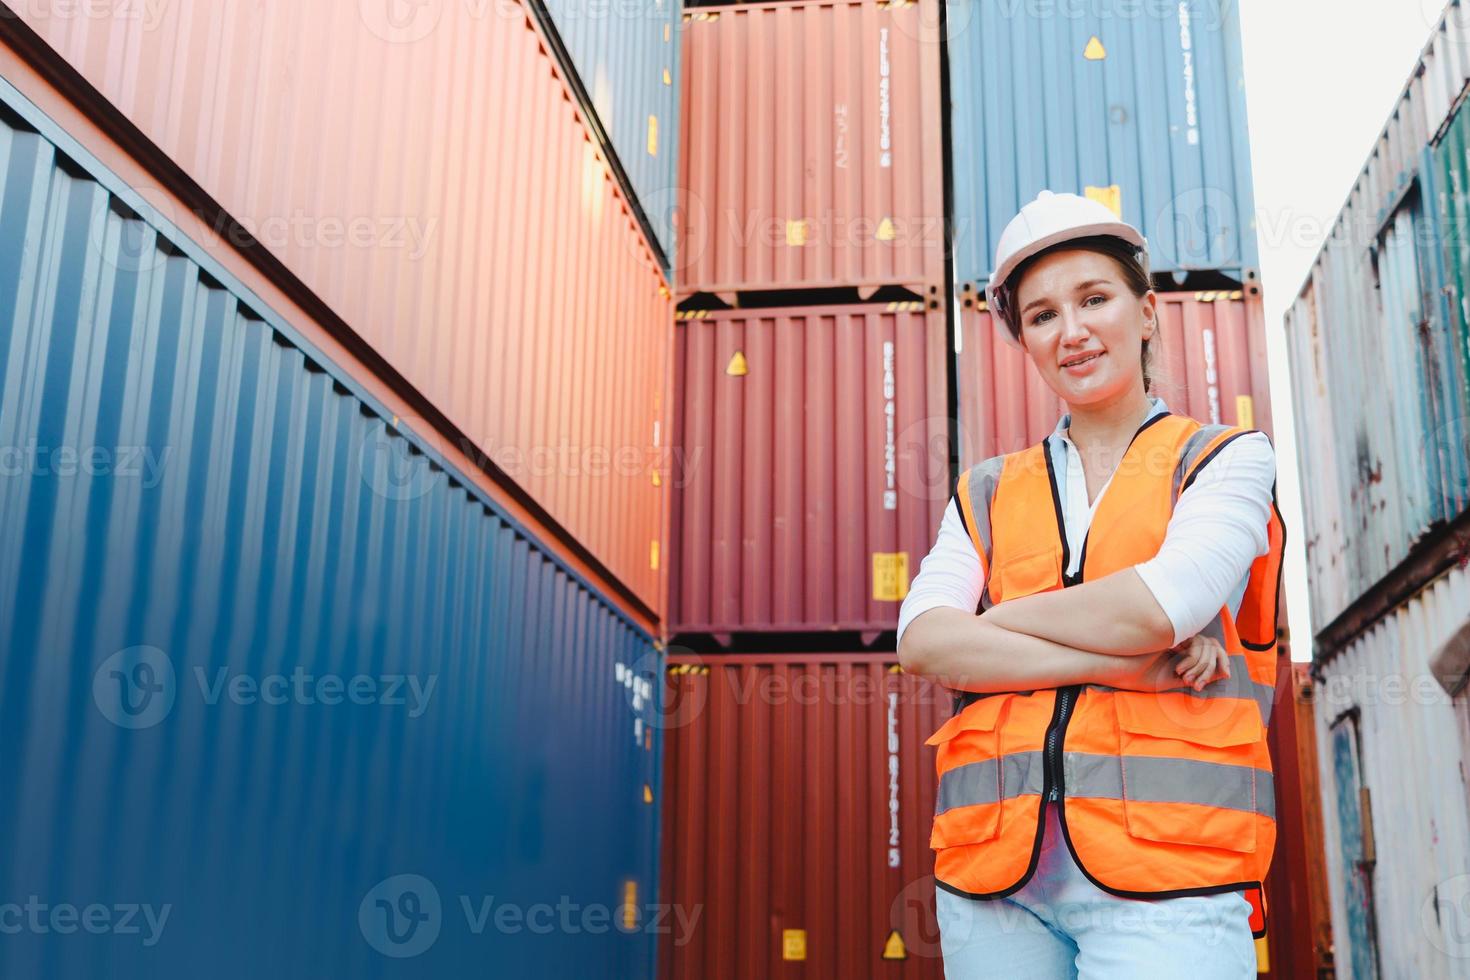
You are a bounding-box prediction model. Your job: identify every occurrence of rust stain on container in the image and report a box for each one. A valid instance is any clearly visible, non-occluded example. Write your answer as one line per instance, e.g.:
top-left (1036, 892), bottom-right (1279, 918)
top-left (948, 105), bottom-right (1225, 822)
top-left (676, 0), bottom-right (945, 297)
top-left (659, 652), bottom-right (948, 980)
top-left (957, 290), bottom-right (1273, 465)
top-left (12, 0), bottom-right (673, 610)
top-left (669, 305), bottom-right (948, 636)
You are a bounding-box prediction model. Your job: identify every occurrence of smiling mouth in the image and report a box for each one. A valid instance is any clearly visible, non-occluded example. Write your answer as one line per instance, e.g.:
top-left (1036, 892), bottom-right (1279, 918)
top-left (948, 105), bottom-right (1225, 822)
top-left (1062, 352), bottom-right (1105, 368)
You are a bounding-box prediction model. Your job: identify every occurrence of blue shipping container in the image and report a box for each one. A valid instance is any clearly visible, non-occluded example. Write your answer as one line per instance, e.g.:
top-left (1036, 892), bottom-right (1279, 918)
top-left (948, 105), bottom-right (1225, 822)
top-left (947, 0), bottom-right (1259, 287)
top-left (537, 0), bottom-right (682, 268)
top-left (0, 78), bottom-right (664, 979)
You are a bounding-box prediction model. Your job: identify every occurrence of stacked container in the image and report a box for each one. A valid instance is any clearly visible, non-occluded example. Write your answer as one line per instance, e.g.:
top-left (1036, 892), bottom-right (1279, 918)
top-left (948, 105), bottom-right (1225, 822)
top-left (0, 0), bottom-right (680, 975)
top-left (660, 1), bottom-right (948, 974)
top-left (1282, 5), bottom-right (1470, 976)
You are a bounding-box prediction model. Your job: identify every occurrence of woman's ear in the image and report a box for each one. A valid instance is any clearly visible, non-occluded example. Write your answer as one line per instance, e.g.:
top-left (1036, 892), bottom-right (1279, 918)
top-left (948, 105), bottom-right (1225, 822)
top-left (1140, 290), bottom-right (1158, 341)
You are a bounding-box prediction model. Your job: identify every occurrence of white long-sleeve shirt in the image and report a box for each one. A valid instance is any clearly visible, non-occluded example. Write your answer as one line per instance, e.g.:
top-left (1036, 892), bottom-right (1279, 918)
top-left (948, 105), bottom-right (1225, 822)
top-left (896, 397), bottom-right (1276, 649)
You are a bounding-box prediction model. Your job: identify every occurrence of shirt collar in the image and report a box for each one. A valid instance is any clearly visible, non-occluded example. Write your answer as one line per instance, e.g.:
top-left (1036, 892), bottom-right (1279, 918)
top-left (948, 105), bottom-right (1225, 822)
top-left (1050, 396), bottom-right (1170, 446)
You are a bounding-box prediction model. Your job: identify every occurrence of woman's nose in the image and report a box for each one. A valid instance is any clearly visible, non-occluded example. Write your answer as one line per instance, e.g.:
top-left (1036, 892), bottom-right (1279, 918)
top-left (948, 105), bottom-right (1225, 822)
top-left (1059, 306), bottom-right (1091, 344)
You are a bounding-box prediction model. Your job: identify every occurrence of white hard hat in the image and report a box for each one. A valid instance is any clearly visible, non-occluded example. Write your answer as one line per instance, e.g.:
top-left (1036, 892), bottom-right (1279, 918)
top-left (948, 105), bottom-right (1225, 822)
top-left (985, 190), bottom-right (1148, 350)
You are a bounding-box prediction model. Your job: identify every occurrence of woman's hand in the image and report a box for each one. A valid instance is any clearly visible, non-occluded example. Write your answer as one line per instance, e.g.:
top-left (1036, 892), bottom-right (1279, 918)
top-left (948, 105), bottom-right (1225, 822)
top-left (1170, 632), bottom-right (1230, 692)
top-left (1105, 648), bottom-right (1180, 693)
top-left (1105, 634), bottom-right (1230, 693)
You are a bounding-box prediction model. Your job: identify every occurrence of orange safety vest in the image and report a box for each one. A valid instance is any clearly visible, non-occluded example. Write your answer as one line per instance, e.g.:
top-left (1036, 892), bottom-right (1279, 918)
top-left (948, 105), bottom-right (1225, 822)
top-left (923, 411), bottom-right (1286, 937)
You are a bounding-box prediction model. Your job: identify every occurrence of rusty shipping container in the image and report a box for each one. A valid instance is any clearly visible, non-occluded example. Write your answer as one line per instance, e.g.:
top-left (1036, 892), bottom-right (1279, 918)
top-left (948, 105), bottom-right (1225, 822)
top-left (955, 289), bottom-right (1272, 466)
top-left (1283, 53), bottom-right (1470, 627)
top-left (676, 0), bottom-right (945, 299)
top-left (659, 652), bottom-right (949, 980)
top-left (668, 304), bottom-right (948, 639)
top-left (8, 0), bottom-right (673, 611)
top-left (1311, 563), bottom-right (1470, 980)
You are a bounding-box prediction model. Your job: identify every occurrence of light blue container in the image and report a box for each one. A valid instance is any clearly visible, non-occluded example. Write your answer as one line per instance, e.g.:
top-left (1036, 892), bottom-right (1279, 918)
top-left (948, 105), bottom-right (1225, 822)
top-left (947, 0), bottom-right (1259, 287)
top-left (0, 78), bottom-right (663, 979)
top-left (535, 0), bottom-right (681, 269)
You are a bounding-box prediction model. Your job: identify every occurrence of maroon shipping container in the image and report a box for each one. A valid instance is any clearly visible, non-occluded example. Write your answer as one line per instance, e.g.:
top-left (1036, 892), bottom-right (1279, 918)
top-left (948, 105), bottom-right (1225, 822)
top-left (1256, 659), bottom-right (1334, 979)
top-left (956, 289), bottom-right (1274, 464)
top-left (669, 304), bottom-right (948, 639)
top-left (659, 652), bottom-right (949, 980)
top-left (11, 0), bottom-right (674, 612)
top-left (676, 0), bottom-right (945, 299)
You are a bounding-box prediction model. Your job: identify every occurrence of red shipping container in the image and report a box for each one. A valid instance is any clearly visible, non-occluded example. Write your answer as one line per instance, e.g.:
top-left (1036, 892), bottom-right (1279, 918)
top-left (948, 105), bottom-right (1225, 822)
top-left (659, 652), bottom-right (949, 980)
top-left (676, 0), bottom-right (945, 299)
top-left (669, 304), bottom-right (949, 639)
top-left (955, 288), bottom-right (1274, 464)
top-left (11, 0), bottom-right (673, 612)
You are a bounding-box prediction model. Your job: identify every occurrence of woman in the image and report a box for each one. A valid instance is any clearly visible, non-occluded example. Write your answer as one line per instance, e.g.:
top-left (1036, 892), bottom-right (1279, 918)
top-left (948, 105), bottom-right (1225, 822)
top-left (896, 191), bottom-right (1285, 979)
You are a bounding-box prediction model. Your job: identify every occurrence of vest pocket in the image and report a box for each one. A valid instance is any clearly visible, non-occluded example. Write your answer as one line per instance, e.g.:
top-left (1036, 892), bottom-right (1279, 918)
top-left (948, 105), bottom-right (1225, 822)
top-left (1112, 692), bottom-right (1262, 854)
top-left (992, 547), bottom-right (1062, 603)
top-left (926, 694), bottom-right (1012, 847)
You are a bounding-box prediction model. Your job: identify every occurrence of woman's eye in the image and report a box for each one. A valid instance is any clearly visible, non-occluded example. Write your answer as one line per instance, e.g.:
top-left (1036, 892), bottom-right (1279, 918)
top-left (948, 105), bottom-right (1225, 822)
top-left (1084, 294), bottom-right (1107, 307)
top-left (1032, 310), bottom-right (1054, 325)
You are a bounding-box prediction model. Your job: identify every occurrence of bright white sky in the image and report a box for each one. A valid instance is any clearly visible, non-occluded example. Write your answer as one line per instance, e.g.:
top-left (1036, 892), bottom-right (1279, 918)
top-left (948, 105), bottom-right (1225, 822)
top-left (1238, 0), bottom-right (1438, 660)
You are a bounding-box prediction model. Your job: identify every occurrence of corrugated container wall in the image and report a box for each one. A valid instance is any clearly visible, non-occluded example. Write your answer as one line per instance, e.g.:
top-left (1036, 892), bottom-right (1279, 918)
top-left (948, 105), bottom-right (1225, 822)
top-left (1283, 279), bottom-right (1353, 644)
top-left (1414, 0), bottom-right (1470, 141)
top-left (1312, 565), bottom-right (1470, 980)
top-left (668, 304), bottom-right (948, 639)
top-left (676, 0), bottom-right (945, 299)
top-left (1284, 70), bottom-right (1470, 624)
top-left (956, 290), bottom-right (1272, 466)
top-left (12, 0), bottom-right (673, 610)
top-left (659, 653), bottom-right (949, 980)
top-left (946, 0), bottom-right (1259, 288)
top-left (0, 81), bottom-right (663, 979)
top-left (538, 0), bottom-right (683, 262)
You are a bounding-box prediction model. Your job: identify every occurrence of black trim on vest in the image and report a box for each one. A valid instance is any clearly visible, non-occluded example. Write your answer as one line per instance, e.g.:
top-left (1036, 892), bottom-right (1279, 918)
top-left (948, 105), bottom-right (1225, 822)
top-left (1179, 429), bottom-right (1258, 494)
top-left (1069, 410), bottom-right (1171, 584)
top-left (1240, 482), bottom-right (1288, 652)
top-left (952, 489), bottom-right (972, 541)
top-left (1042, 440), bottom-right (1071, 582)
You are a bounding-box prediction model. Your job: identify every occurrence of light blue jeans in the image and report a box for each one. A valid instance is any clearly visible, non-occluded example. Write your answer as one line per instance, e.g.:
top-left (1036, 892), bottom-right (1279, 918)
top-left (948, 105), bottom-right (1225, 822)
top-left (935, 805), bottom-right (1256, 979)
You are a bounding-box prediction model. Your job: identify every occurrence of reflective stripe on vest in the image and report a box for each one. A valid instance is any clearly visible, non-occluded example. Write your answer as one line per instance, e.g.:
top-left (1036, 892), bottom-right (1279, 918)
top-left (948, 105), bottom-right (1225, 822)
top-left (927, 412), bottom-right (1285, 930)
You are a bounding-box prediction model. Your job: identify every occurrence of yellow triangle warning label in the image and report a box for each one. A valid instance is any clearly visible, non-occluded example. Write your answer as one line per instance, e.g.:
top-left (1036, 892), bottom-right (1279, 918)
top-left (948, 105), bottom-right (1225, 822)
top-left (875, 217), bottom-right (896, 241)
top-left (643, 784), bottom-right (654, 804)
top-left (726, 350), bottom-right (748, 376)
top-left (881, 929), bottom-right (907, 960)
top-left (1084, 35), bottom-right (1106, 60)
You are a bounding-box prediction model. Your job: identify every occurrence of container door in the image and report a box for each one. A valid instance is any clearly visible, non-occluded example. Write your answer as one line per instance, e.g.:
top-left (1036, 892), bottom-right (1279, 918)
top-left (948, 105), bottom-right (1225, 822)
top-left (1328, 713), bottom-right (1381, 980)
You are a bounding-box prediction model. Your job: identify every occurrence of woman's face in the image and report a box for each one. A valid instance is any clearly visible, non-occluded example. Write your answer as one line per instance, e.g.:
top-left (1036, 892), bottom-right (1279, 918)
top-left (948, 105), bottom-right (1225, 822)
top-left (1011, 248), bottom-right (1156, 408)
